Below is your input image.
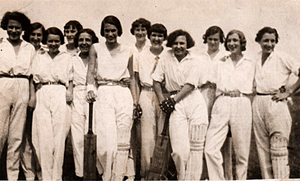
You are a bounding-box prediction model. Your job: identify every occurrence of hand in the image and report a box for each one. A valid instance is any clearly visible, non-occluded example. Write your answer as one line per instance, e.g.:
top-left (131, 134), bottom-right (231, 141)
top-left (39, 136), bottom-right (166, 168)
top-left (272, 86), bottom-right (289, 102)
top-left (133, 104), bottom-right (142, 120)
top-left (66, 90), bottom-right (73, 105)
top-left (229, 89), bottom-right (241, 97)
top-left (87, 90), bottom-right (97, 103)
top-left (160, 97), bottom-right (176, 114)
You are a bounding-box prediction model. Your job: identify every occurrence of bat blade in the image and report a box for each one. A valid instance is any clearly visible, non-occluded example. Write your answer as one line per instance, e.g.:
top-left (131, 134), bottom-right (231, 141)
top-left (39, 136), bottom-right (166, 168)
top-left (84, 134), bottom-right (97, 180)
top-left (84, 102), bottom-right (97, 180)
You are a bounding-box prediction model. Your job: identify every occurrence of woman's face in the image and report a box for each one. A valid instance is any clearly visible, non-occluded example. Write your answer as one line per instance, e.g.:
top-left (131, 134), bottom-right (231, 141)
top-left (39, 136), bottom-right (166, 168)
top-left (259, 33), bottom-right (276, 55)
top-left (78, 32), bottom-right (92, 54)
top-left (134, 24), bottom-right (147, 43)
top-left (30, 28), bottom-right (43, 49)
top-left (64, 25), bottom-right (78, 44)
top-left (207, 33), bottom-right (220, 52)
top-left (172, 35), bottom-right (187, 60)
top-left (47, 34), bottom-right (61, 54)
top-left (226, 33), bottom-right (241, 54)
top-left (104, 23), bottom-right (118, 44)
top-left (7, 19), bottom-right (22, 42)
top-left (150, 32), bottom-right (164, 48)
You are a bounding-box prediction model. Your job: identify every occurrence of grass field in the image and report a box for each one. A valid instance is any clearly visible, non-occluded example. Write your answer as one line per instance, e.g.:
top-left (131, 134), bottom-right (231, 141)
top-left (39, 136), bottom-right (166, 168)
top-left (1, 96), bottom-right (300, 180)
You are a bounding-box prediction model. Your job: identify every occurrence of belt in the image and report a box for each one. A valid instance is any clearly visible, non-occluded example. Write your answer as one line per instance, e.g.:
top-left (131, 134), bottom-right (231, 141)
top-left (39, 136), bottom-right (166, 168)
top-left (220, 92), bottom-right (248, 97)
top-left (0, 74), bottom-right (29, 79)
top-left (256, 92), bottom-right (276, 96)
top-left (142, 86), bottom-right (154, 91)
top-left (40, 81), bottom-right (65, 86)
top-left (97, 80), bottom-right (128, 87)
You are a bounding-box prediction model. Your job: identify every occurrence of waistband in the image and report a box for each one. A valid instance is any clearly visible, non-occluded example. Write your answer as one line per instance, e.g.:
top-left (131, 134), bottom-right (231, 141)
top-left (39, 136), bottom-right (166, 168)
top-left (0, 74), bottom-right (29, 79)
top-left (256, 92), bottom-right (276, 96)
top-left (142, 86), bottom-right (154, 91)
top-left (219, 92), bottom-right (249, 98)
top-left (97, 80), bottom-right (128, 87)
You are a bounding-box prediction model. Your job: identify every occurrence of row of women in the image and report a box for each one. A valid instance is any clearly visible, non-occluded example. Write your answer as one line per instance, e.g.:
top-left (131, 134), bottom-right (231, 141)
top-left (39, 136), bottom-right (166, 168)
top-left (0, 10), bottom-right (299, 181)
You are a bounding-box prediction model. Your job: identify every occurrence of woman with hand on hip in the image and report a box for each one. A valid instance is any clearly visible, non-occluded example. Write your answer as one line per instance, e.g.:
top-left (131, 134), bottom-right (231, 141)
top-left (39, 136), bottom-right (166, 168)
top-left (86, 15), bottom-right (134, 180)
top-left (31, 27), bottom-right (73, 180)
top-left (152, 29), bottom-right (208, 180)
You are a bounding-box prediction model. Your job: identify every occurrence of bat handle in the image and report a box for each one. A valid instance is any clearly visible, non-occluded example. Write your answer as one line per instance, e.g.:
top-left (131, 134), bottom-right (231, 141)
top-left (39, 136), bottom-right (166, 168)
top-left (88, 102), bottom-right (94, 134)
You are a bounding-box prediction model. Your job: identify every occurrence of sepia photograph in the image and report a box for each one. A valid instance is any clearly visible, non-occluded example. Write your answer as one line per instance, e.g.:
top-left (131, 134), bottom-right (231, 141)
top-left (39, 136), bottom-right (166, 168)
top-left (0, 0), bottom-right (300, 180)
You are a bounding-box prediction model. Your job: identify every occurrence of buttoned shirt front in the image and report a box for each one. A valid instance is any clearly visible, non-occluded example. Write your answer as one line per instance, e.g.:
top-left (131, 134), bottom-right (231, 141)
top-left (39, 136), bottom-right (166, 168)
top-left (133, 46), bottom-right (161, 87)
top-left (216, 56), bottom-right (255, 95)
top-left (31, 51), bottom-right (73, 87)
top-left (255, 51), bottom-right (300, 93)
top-left (0, 39), bottom-right (35, 76)
top-left (151, 49), bottom-right (203, 92)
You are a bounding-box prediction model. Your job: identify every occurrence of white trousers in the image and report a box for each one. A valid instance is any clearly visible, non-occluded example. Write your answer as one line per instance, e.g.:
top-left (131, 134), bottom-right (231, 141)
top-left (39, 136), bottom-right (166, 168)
top-left (200, 87), bottom-right (233, 180)
top-left (0, 78), bottom-right (29, 180)
top-left (71, 85), bottom-right (89, 177)
top-left (205, 96), bottom-right (252, 180)
top-left (32, 85), bottom-right (71, 180)
top-left (139, 89), bottom-right (164, 178)
top-left (170, 90), bottom-right (208, 180)
top-left (252, 95), bottom-right (292, 179)
top-left (95, 86), bottom-right (133, 181)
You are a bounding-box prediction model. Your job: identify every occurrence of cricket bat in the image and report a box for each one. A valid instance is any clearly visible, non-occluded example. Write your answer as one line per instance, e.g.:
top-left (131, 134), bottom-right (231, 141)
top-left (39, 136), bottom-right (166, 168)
top-left (147, 112), bottom-right (173, 180)
top-left (84, 102), bottom-right (97, 180)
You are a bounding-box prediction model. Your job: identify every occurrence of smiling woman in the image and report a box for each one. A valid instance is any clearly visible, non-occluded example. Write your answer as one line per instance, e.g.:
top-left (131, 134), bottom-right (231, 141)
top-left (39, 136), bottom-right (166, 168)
top-left (0, 11), bottom-right (36, 181)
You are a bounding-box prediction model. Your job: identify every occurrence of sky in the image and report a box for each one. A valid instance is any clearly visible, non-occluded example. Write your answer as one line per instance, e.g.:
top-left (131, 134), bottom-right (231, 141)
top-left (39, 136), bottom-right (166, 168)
top-left (0, 0), bottom-right (300, 59)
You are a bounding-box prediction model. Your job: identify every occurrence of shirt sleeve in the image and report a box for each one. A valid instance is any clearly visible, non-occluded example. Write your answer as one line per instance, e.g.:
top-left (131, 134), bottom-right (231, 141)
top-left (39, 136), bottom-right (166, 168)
top-left (151, 58), bottom-right (164, 83)
top-left (283, 53), bottom-right (300, 76)
top-left (185, 60), bottom-right (202, 87)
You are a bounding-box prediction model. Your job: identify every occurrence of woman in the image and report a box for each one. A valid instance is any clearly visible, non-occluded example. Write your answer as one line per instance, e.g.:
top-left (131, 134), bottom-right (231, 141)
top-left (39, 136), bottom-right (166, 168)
top-left (23, 22), bottom-right (46, 51)
top-left (151, 29), bottom-right (208, 180)
top-left (86, 15), bottom-right (134, 180)
top-left (132, 23), bottom-right (167, 179)
top-left (204, 30), bottom-right (255, 180)
top-left (0, 11), bottom-right (35, 181)
top-left (31, 27), bottom-right (73, 180)
top-left (22, 22), bottom-right (46, 180)
top-left (200, 26), bottom-right (233, 180)
top-left (71, 28), bottom-right (98, 179)
top-left (62, 20), bottom-right (83, 55)
top-left (252, 27), bottom-right (300, 179)
top-left (127, 17), bottom-right (151, 180)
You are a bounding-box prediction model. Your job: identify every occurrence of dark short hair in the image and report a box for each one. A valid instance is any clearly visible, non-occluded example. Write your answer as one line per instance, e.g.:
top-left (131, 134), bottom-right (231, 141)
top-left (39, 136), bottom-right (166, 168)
top-left (23, 22), bottom-right (45, 42)
top-left (147, 23), bottom-right (167, 40)
top-left (64, 20), bottom-right (83, 35)
top-left (42, 27), bottom-right (64, 45)
top-left (100, 15), bottom-right (122, 37)
top-left (166, 29), bottom-right (195, 49)
top-left (74, 28), bottom-right (99, 48)
top-left (203, 26), bottom-right (225, 44)
top-left (255, 27), bottom-right (279, 43)
top-left (130, 18), bottom-right (151, 35)
top-left (224, 30), bottom-right (246, 51)
top-left (1, 11), bottom-right (30, 31)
